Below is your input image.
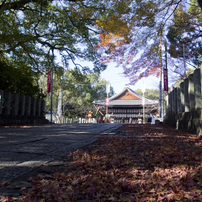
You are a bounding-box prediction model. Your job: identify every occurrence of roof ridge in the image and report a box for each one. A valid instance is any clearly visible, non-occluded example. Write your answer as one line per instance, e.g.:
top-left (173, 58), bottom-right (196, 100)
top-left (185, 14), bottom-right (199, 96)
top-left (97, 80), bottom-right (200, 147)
top-left (109, 86), bottom-right (127, 100)
top-left (109, 86), bottom-right (143, 100)
top-left (126, 87), bottom-right (142, 99)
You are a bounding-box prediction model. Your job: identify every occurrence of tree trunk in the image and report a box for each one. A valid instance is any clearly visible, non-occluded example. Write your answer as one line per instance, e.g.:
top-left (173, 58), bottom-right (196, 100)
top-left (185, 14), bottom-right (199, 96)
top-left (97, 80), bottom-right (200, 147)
top-left (57, 89), bottom-right (63, 123)
top-left (198, 0), bottom-right (202, 10)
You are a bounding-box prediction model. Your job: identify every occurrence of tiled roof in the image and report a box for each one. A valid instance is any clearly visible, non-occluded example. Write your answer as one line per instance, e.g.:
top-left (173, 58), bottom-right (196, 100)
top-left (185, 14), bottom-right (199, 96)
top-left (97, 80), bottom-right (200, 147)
top-left (109, 86), bottom-right (143, 101)
top-left (93, 100), bottom-right (158, 106)
top-left (93, 86), bottom-right (158, 107)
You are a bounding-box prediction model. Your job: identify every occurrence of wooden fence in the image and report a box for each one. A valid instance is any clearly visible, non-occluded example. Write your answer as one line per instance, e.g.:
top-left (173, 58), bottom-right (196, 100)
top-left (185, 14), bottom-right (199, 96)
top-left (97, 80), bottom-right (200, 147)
top-left (0, 89), bottom-right (48, 126)
top-left (164, 66), bottom-right (202, 135)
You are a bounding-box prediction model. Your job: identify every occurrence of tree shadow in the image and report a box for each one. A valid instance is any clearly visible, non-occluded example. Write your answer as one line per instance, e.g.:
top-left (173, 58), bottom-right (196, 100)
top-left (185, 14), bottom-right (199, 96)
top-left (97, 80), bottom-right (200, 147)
top-left (65, 124), bottom-right (202, 201)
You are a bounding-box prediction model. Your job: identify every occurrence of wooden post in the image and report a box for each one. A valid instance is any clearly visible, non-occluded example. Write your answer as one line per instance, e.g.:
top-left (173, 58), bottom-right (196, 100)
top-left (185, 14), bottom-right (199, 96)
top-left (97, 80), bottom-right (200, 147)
top-left (3, 91), bottom-right (12, 115)
top-left (184, 78), bottom-right (189, 112)
top-left (25, 96), bottom-right (31, 116)
top-left (0, 90), bottom-right (4, 115)
top-left (11, 93), bottom-right (19, 116)
top-left (188, 74), bottom-right (195, 111)
top-left (194, 68), bottom-right (201, 110)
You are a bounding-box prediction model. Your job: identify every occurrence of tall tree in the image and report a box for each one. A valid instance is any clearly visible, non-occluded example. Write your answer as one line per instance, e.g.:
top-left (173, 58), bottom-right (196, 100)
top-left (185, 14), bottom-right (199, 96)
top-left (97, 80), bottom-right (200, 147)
top-left (167, 3), bottom-right (202, 65)
top-left (96, 0), bottom-right (202, 85)
top-left (2, 0), bottom-right (201, 90)
top-left (0, 0), bottom-right (117, 96)
top-left (0, 0), bottom-right (107, 75)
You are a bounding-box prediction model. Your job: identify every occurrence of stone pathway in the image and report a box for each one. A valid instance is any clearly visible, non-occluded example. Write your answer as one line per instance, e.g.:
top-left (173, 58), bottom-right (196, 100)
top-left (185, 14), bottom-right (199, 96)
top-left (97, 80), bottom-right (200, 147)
top-left (0, 123), bottom-right (123, 200)
top-left (0, 154), bottom-right (76, 200)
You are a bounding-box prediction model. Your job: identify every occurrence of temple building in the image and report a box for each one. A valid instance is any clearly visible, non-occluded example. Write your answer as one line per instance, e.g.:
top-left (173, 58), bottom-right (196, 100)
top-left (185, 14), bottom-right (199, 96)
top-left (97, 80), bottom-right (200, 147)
top-left (93, 86), bottom-right (159, 123)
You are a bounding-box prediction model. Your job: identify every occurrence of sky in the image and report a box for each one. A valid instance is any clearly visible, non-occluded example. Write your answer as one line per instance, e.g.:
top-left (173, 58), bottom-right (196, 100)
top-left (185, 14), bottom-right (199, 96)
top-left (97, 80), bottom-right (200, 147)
top-left (100, 63), bottom-right (160, 94)
top-left (57, 54), bottom-right (160, 95)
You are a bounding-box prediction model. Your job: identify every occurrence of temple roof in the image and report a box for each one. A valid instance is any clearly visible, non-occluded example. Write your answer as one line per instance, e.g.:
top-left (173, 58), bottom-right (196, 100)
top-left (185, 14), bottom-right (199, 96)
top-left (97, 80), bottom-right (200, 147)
top-left (109, 86), bottom-right (142, 101)
top-left (93, 86), bottom-right (158, 107)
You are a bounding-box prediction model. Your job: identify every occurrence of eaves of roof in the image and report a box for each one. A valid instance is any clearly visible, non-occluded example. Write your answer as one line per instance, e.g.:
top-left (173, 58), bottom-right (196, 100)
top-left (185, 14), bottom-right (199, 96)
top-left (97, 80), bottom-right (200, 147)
top-left (93, 99), bottom-right (158, 106)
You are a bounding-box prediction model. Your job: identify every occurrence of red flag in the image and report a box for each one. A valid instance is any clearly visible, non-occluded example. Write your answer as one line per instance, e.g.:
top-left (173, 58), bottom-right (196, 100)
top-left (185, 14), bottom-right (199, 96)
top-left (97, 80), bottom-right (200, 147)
top-left (106, 98), bottom-right (109, 105)
top-left (163, 68), bottom-right (168, 91)
top-left (47, 70), bottom-right (51, 93)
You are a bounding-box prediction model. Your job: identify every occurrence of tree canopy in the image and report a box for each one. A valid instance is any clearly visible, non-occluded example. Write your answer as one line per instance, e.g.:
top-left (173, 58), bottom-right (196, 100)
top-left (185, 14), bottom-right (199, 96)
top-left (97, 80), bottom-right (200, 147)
top-left (0, 0), bottom-right (112, 96)
top-left (96, 0), bottom-right (202, 85)
top-left (1, 0), bottom-right (202, 96)
top-left (167, 2), bottom-right (202, 64)
top-left (0, 54), bottom-right (40, 96)
top-left (0, 0), bottom-right (108, 75)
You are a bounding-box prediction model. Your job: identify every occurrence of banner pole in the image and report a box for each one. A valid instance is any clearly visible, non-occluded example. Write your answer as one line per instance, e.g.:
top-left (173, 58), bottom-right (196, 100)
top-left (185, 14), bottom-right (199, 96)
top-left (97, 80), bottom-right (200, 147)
top-left (159, 33), bottom-right (162, 118)
top-left (50, 49), bottom-right (54, 123)
top-left (50, 69), bottom-right (53, 123)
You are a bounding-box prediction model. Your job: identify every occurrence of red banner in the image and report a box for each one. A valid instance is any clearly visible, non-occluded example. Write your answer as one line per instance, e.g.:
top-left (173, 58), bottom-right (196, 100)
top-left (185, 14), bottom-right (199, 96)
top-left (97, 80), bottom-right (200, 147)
top-left (47, 70), bottom-right (51, 94)
top-left (163, 68), bottom-right (168, 91)
top-left (106, 98), bottom-right (109, 105)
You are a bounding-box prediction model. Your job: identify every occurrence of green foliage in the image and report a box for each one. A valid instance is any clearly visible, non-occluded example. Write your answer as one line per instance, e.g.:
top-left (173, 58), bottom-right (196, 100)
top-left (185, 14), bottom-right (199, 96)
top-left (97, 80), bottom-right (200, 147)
top-left (167, 4), bottom-right (202, 65)
top-left (0, 0), bottom-right (108, 74)
top-left (44, 68), bottom-right (114, 117)
top-left (0, 0), bottom-right (119, 98)
top-left (0, 55), bottom-right (40, 96)
top-left (3, 0), bottom-right (200, 95)
top-left (173, 67), bottom-right (198, 87)
top-left (135, 88), bottom-right (159, 100)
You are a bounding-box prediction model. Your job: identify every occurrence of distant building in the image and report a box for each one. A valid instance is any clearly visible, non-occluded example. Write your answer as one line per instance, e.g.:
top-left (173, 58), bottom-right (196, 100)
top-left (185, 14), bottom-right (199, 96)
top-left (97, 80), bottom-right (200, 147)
top-left (93, 86), bottom-right (159, 123)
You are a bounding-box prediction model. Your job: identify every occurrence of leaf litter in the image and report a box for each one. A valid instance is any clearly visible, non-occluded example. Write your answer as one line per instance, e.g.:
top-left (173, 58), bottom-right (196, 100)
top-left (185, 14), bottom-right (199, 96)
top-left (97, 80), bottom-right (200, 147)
top-left (2, 124), bottom-right (202, 202)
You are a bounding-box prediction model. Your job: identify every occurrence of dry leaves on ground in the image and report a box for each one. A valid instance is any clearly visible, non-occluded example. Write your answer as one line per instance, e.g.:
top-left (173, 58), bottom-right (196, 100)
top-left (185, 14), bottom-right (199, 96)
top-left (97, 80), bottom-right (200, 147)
top-left (2, 124), bottom-right (202, 202)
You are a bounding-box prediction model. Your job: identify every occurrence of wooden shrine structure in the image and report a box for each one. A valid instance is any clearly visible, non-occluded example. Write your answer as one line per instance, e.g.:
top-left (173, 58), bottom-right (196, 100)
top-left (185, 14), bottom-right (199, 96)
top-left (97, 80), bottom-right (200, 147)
top-left (93, 86), bottom-right (159, 123)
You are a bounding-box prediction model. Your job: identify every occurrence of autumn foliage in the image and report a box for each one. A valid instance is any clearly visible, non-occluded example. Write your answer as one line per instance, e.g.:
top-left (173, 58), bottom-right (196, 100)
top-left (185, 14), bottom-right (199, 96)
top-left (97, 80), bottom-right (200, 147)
top-left (95, 0), bottom-right (164, 84)
top-left (96, 0), bottom-right (202, 84)
top-left (2, 124), bottom-right (202, 201)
